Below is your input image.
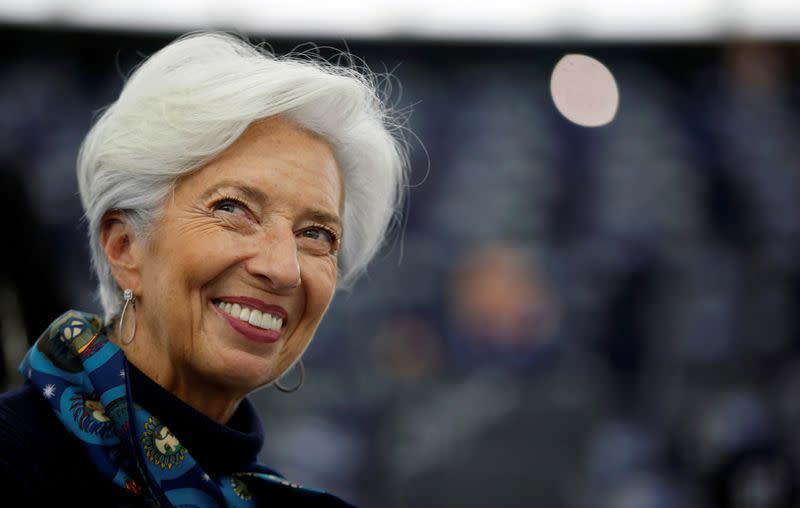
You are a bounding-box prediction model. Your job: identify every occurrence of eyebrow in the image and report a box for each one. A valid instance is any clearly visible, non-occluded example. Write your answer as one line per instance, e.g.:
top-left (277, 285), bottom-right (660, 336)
top-left (306, 210), bottom-right (343, 230)
top-left (202, 179), bottom-right (342, 230)
top-left (201, 180), bottom-right (268, 204)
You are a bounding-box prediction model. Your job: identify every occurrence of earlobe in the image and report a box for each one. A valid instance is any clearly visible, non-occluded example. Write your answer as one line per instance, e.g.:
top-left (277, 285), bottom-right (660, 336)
top-left (100, 211), bottom-right (141, 292)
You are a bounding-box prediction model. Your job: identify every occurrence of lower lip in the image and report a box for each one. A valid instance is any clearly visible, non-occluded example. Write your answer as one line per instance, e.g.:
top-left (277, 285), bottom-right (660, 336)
top-left (211, 302), bottom-right (284, 344)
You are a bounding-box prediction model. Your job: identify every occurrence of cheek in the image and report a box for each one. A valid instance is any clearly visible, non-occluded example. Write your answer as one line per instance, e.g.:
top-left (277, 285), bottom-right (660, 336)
top-left (303, 258), bottom-right (338, 317)
top-left (160, 229), bottom-right (249, 290)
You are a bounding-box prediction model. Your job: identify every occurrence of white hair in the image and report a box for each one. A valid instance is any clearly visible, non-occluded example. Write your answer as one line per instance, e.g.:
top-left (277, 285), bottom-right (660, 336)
top-left (77, 32), bottom-right (408, 322)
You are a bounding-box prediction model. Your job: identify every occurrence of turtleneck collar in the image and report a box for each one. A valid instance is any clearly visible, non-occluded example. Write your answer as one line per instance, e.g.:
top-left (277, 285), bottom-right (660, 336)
top-left (127, 361), bottom-right (265, 476)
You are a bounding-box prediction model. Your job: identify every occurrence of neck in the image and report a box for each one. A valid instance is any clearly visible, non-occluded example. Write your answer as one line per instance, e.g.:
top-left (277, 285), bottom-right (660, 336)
top-left (112, 326), bottom-right (243, 424)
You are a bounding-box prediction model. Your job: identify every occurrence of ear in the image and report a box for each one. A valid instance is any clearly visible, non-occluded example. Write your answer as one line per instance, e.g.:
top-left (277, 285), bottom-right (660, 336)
top-left (100, 211), bottom-right (143, 294)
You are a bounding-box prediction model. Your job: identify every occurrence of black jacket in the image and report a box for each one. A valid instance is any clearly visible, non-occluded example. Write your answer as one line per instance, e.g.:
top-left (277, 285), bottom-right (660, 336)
top-left (0, 364), bottom-right (354, 507)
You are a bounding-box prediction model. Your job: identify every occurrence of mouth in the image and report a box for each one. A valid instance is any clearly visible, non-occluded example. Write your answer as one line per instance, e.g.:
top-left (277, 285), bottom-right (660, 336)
top-left (211, 297), bottom-right (288, 343)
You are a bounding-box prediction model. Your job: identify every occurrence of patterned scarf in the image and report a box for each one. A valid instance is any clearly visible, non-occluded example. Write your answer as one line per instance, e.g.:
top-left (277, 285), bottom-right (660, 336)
top-left (20, 310), bottom-right (326, 507)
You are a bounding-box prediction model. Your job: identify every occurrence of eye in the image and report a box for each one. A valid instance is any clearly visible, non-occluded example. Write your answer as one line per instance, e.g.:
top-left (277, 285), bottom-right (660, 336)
top-left (302, 228), bottom-right (332, 242)
top-left (298, 225), bottom-right (340, 254)
top-left (212, 197), bottom-right (249, 216)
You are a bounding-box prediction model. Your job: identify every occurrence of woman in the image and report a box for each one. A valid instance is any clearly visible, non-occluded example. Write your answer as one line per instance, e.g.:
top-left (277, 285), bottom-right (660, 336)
top-left (0, 32), bottom-right (407, 507)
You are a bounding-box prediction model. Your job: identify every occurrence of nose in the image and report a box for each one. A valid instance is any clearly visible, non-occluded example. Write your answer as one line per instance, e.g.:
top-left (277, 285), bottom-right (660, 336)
top-left (247, 224), bottom-right (301, 292)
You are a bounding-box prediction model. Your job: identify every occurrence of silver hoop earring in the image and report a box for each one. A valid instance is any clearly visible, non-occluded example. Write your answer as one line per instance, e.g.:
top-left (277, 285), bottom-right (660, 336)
top-left (119, 288), bottom-right (137, 345)
top-left (275, 360), bottom-right (304, 393)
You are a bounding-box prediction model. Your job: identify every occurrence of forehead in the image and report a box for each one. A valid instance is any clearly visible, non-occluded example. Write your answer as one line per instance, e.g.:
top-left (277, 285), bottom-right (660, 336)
top-left (178, 117), bottom-right (343, 213)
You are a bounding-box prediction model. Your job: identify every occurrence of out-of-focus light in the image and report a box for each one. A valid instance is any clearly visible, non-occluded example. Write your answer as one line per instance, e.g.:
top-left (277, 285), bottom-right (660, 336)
top-left (550, 54), bottom-right (619, 127)
top-left (0, 0), bottom-right (798, 39)
top-left (574, 0), bottom-right (724, 39)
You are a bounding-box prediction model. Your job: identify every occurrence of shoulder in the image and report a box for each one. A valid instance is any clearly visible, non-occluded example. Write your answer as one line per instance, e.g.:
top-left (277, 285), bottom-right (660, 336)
top-left (0, 383), bottom-right (54, 446)
top-left (0, 384), bottom-right (136, 506)
top-left (0, 383), bottom-right (73, 461)
top-left (0, 384), bottom-right (57, 493)
top-left (0, 384), bottom-right (79, 482)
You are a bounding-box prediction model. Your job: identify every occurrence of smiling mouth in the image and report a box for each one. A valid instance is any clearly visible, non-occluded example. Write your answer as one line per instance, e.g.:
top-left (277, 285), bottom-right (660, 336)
top-left (212, 299), bottom-right (285, 331)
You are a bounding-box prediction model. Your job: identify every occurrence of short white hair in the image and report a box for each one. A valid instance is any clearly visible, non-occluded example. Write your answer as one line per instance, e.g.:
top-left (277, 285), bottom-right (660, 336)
top-left (77, 32), bottom-right (408, 322)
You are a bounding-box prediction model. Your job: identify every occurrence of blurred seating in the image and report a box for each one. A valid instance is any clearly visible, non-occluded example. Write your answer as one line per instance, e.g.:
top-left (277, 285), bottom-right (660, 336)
top-left (1, 28), bottom-right (799, 507)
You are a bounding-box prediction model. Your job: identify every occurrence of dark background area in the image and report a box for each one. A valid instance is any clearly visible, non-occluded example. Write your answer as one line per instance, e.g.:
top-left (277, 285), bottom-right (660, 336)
top-left (1, 24), bottom-right (799, 508)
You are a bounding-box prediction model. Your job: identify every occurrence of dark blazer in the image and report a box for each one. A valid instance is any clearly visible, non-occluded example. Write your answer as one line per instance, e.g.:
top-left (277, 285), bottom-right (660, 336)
top-left (0, 368), bottom-right (355, 507)
top-left (0, 383), bottom-right (136, 506)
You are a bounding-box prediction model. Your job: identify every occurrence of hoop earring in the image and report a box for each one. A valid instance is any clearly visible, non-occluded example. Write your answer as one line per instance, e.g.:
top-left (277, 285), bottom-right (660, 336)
top-left (275, 360), bottom-right (304, 393)
top-left (119, 289), bottom-right (137, 345)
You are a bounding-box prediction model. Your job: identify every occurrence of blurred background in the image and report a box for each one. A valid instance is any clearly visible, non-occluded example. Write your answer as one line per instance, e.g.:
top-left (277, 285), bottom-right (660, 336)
top-left (1, 2), bottom-right (800, 507)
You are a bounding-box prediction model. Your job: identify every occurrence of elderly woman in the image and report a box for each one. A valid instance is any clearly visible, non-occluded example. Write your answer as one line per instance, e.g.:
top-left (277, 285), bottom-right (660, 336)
top-left (0, 33), bottom-right (406, 507)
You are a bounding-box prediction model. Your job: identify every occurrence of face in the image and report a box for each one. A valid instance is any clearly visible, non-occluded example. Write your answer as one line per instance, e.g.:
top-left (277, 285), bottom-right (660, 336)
top-left (132, 117), bottom-right (342, 395)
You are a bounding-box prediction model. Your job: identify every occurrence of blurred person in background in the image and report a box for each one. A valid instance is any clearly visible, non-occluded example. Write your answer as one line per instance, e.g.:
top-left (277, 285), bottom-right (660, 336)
top-left (0, 158), bottom-right (67, 389)
top-left (0, 32), bottom-right (408, 507)
top-left (444, 243), bottom-right (561, 370)
top-left (371, 311), bottom-right (444, 385)
top-left (370, 243), bottom-right (612, 508)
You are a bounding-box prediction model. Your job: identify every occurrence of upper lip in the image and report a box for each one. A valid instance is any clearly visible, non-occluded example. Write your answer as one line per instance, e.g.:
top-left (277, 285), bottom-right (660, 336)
top-left (214, 295), bottom-right (288, 320)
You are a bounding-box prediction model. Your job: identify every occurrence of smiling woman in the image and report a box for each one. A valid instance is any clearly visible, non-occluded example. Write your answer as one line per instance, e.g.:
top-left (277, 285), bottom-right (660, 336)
top-left (0, 33), bottom-right (408, 507)
top-left (111, 117), bottom-right (343, 422)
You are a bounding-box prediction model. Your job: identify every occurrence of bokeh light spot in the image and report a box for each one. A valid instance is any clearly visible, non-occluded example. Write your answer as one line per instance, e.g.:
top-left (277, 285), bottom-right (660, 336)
top-left (550, 54), bottom-right (619, 127)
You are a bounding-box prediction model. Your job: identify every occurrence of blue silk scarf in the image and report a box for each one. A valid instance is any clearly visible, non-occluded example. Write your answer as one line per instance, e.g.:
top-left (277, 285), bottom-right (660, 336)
top-left (19, 310), bottom-right (321, 507)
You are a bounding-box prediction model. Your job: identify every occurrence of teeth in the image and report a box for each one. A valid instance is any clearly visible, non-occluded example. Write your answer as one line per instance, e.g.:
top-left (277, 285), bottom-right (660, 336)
top-left (216, 300), bottom-right (283, 331)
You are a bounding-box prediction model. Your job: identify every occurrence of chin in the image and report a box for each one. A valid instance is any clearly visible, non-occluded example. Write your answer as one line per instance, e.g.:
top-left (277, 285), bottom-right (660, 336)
top-left (204, 348), bottom-right (280, 393)
top-left (202, 316), bottom-right (313, 393)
